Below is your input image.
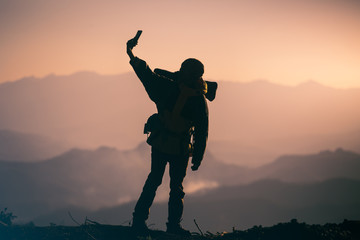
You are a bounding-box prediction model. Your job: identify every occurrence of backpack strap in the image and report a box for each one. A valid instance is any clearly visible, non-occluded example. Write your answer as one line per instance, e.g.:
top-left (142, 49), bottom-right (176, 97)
top-left (154, 68), bottom-right (217, 101)
top-left (162, 84), bottom-right (201, 133)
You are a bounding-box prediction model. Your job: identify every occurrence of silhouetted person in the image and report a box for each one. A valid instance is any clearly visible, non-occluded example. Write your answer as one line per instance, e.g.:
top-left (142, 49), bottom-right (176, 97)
top-left (126, 31), bottom-right (210, 236)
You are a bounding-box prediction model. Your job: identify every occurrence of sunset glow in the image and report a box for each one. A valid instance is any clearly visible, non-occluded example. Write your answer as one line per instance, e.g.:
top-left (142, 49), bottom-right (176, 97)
top-left (2, 1), bottom-right (360, 231)
top-left (1, 0), bottom-right (360, 88)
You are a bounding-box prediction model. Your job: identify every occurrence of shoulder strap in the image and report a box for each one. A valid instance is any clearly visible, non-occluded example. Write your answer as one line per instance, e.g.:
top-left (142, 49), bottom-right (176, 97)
top-left (163, 84), bottom-right (202, 133)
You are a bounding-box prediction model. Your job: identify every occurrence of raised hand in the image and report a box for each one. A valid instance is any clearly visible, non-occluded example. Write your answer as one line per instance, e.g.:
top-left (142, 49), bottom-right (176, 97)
top-left (126, 30), bottom-right (142, 61)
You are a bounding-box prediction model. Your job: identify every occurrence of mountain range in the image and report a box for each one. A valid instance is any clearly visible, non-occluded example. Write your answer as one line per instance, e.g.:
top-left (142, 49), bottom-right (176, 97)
top-left (0, 130), bottom-right (69, 162)
top-left (0, 72), bottom-right (359, 166)
top-left (1, 72), bottom-right (359, 230)
top-left (1, 143), bottom-right (359, 227)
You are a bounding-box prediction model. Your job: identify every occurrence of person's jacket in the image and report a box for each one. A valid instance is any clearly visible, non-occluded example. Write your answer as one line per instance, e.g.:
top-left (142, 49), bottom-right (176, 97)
top-left (130, 57), bottom-right (208, 166)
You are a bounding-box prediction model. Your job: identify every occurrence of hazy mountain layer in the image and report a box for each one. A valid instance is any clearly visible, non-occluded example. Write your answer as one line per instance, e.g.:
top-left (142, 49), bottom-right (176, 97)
top-left (0, 130), bottom-right (69, 162)
top-left (0, 72), bottom-right (359, 166)
top-left (32, 178), bottom-right (360, 232)
top-left (2, 144), bottom-right (359, 225)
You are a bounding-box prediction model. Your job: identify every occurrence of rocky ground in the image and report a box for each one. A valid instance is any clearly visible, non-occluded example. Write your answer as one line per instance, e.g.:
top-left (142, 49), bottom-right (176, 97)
top-left (1, 219), bottom-right (359, 240)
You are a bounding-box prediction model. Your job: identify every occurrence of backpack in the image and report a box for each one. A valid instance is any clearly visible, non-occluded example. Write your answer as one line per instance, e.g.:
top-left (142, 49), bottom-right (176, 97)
top-left (144, 84), bottom-right (203, 155)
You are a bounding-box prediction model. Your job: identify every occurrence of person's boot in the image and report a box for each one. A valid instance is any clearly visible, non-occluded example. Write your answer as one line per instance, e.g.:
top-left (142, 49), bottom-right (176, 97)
top-left (132, 218), bottom-right (150, 235)
top-left (166, 222), bottom-right (191, 236)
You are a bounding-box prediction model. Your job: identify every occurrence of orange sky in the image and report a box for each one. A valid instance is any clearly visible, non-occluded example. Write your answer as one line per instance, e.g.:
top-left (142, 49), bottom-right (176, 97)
top-left (1, 0), bottom-right (360, 88)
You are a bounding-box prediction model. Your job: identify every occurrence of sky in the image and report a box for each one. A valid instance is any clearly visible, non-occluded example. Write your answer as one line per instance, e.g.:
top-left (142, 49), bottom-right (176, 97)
top-left (1, 0), bottom-right (360, 88)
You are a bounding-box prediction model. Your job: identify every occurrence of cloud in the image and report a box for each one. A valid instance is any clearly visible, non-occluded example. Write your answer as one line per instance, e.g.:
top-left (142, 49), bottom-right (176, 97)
top-left (184, 180), bottom-right (219, 194)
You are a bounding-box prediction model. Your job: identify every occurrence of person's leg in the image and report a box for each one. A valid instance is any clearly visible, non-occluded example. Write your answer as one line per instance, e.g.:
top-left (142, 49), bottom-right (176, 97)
top-left (167, 154), bottom-right (190, 235)
top-left (133, 147), bottom-right (167, 225)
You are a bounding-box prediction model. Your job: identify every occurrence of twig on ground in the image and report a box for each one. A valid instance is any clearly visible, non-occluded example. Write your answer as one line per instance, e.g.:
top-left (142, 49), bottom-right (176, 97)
top-left (0, 220), bottom-right (7, 226)
top-left (206, 231), bottom-right (215, 237)
top-left (68, 212), bottom-right (81, 226)
top-left (194, 219), bottom-right (204, 236)
top-left (85, 217), bottom-right (101, 226)
top-left (68, 212), bottom-right (97, 240)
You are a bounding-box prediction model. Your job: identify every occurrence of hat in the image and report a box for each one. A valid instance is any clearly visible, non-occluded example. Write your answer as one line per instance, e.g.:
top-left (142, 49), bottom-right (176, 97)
top-left (180, 58), bottom-right (204, 78)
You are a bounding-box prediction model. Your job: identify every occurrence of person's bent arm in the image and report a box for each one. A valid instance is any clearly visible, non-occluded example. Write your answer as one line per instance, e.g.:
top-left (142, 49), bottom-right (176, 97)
top-left (191, 97), bottom-right (209, 171)
top-left (126, 31), bottom-right (173, 103)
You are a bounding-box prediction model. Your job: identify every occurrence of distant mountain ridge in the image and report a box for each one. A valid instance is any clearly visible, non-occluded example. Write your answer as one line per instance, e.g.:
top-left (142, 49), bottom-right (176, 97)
top-left (0, 72), bottom-right (155, 150)
top-left (0, 130), bottom-right (69, 162)
top-left (251, 148), bottom-right (360, 182)
top-left (1, 144), bottom-right (359, 224)
top-left (0, 72), bottom-right (359, 167)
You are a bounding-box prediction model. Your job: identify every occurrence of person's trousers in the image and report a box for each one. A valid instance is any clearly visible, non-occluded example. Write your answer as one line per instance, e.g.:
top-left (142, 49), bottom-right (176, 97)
top-left (133, 147), bottom-right (189, 225)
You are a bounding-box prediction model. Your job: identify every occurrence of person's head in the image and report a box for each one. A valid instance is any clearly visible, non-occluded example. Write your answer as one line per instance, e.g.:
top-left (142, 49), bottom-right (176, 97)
top-left (179, 58), bottom-right (204, 88)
